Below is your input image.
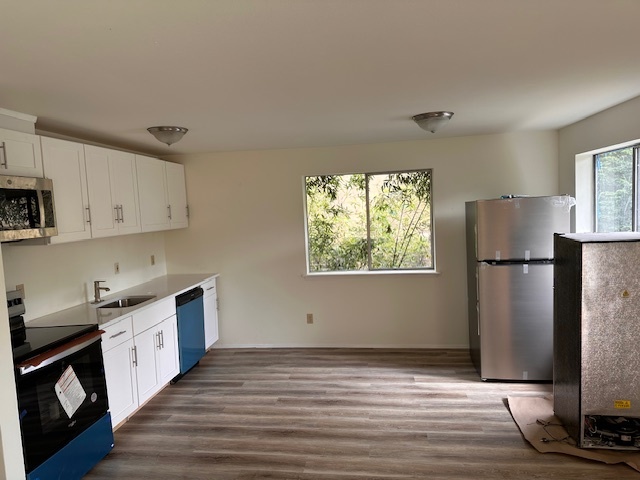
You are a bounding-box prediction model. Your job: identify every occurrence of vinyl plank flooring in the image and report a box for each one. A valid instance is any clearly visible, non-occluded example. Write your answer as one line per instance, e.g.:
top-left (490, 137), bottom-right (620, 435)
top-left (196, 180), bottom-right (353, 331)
top-left (85, 348), bottom-right (638, 479)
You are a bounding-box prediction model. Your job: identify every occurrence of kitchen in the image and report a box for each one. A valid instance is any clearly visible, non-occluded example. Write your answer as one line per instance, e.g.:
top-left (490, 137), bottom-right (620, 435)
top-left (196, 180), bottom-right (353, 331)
top-left (1, 1), bottom-right (640, 478)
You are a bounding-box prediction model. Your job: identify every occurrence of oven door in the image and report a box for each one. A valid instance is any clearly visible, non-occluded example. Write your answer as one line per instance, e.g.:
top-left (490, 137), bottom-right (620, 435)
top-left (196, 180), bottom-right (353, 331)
top-left (15, 331), bottom-right (109, 473)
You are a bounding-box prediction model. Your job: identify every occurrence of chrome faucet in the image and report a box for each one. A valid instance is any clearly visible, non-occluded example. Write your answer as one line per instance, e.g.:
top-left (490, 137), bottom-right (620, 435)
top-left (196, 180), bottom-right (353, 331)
top-left (92, 280), bottom-right (110, 304)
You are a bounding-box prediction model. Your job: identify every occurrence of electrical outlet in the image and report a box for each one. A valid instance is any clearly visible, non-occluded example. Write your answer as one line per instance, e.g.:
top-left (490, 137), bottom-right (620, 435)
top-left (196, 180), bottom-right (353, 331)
top-left (114, 262), bottom-right (120, 274)
top-left (150, 254), bottom-right (155, 266)
top-left (306, 313), bottom-right (314, 324)
top-left (16, 284), bottom-right (25, 298)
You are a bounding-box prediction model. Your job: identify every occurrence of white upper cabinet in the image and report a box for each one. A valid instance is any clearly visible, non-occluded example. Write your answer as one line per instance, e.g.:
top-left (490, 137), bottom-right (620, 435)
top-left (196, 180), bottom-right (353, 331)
top-left (112, 152), bottom-right (141, 235)
top-left (166, 162), bottom-right (188, 229)
top-left (85, 145), bottom-right (141, 238)
top-left (40, 137), bottom-right (91, 243)
top-left (0, 127), bottom-right (43, 177)
top-left (137, 156), bottom-right (188, 232)
top-left (136, 155), bottom-right (170, 232)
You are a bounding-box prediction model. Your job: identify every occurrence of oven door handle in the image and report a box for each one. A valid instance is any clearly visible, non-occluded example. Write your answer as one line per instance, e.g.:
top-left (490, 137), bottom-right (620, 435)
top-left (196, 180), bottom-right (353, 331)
top-left (16, 330), bottom-right (105, 376)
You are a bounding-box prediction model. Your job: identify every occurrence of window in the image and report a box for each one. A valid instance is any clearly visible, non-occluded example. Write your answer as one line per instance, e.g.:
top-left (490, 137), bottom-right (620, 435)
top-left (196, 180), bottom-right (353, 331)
top-left (304, 169), bottom-right (434, 273)
top-left (594, 145), bottom-right (637, 232)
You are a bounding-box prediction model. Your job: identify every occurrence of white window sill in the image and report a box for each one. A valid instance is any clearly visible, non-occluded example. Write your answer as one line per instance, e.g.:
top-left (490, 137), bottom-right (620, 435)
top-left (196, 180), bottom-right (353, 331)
top-left (303, 269), bottom-right (440, 277)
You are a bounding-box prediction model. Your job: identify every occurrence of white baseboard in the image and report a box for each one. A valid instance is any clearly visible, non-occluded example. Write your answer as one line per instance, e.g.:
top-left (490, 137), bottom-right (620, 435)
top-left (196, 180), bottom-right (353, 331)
top-left (209, 343), bottom-right (469, 350)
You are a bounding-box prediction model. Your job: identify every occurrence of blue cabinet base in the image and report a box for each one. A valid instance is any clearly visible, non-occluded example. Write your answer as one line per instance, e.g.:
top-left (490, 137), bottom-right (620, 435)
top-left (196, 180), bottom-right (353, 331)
top-left (27, 413), bottom-right (114, 480)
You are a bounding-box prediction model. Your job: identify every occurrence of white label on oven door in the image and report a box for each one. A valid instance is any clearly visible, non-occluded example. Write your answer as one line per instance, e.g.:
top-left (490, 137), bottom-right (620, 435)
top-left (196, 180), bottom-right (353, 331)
top-left (55, 365), bottom-right (87, 419)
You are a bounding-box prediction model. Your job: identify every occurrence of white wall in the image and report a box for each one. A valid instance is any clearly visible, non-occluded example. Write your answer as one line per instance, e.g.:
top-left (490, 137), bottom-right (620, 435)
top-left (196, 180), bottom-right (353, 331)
top-left (559, 95), bottom-right (640, 232)
top-left (2, 232), bottom-right (167, 321)
top-left (0, 246), bottom-right (25, 480)
top-left (164, 131), bottom-right (559, 348)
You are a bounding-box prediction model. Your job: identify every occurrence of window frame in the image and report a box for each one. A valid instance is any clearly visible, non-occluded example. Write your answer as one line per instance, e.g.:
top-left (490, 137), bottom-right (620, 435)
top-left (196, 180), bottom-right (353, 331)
top-left (303, 168), bottom-right (436, 275)
top-left (593, 144), bottom-right (640, 233)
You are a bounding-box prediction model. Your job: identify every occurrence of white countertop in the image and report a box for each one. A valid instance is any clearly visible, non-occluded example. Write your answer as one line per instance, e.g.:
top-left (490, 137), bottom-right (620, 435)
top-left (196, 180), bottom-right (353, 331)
top-left (27, 274), bottom-right (218, 328)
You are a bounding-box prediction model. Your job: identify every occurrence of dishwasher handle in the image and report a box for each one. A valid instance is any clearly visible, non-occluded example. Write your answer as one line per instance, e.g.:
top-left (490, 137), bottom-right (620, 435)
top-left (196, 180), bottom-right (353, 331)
top-left (175, 286), bottom-right (204, 306)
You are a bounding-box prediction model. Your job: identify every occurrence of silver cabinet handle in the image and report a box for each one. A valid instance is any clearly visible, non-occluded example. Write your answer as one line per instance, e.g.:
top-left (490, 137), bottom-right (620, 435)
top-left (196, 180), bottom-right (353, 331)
top-left (160, 330), bottom-right (164, 348)
top-left (0, 142), bottom-right (6, 168)
top-left (155, 332), bottom-right (161, 350)
top-left (186, 205), bottom-right (190, 218)
top-left (167, 205), bottom-right (172, 220)
top-left (206, 287), bottom-right (214, 291)
top-left (109, 330), bottom-right (127, 339)
top-left (113, 205), bottom-right (124, 223)
top-left (86, 206), bottom-right (92, 224)
top-left (132, 345), bottom-right (138, 367)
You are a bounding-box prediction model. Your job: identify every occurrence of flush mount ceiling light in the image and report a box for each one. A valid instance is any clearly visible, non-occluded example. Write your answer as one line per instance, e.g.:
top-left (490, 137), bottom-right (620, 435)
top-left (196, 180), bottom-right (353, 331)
top-left (147, 126), bottom-right (188, 146)
top-left (412, 111), bottom-right (454, 133)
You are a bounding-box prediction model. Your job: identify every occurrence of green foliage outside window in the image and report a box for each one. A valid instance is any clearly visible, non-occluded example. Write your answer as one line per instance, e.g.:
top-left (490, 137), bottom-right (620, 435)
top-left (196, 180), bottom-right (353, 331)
top-left (595, 147), bottom-right (634, 232)
top-left (305, 170), bottom-right (433, 272)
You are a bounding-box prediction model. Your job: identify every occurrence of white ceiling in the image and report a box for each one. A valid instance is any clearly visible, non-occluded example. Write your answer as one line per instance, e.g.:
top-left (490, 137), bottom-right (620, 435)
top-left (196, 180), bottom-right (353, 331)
top-left (1, 0), bottom-right (639, 156)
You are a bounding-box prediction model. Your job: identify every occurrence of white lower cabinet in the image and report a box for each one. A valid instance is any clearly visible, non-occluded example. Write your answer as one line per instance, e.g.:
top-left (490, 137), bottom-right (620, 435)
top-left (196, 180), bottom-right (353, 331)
top-left (102, 337), bottom-right (138, 427)
top-left (156, 315), bottom-right (179, 385)
top-left (101, 317), bottom-right (137, 427)
top-left (134, 325), bottom-right (162, 405)
top-left (135, 315), bottom-right (179, 406)
top-left (203, 277), bottom-right (219, 349)
top-left (101, 298), bottom-right (179, 428)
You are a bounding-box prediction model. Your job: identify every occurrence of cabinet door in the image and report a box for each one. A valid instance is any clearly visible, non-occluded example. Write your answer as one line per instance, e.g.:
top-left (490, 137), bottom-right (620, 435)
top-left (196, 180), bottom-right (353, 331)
top-left (134, 327), bottom-right (161, 405)
top-left (136, 155), bottom-right (170, 232)
top-left (111, 151), bottom-right (141, 235)
top-left (166, 162), bottom-right (188, 229)
top-left (0, 128), bottom-right (43, 177)
top-left (203, 281), bottom-right (219, 349)
top-left (41, 137), bottom-right (91, 243)
top-left (156, 315), bottom-right (180, 385)
top-left (102, 338), bottom-right (138, 428)
top-left (85, 145), bottom-right (118, 238)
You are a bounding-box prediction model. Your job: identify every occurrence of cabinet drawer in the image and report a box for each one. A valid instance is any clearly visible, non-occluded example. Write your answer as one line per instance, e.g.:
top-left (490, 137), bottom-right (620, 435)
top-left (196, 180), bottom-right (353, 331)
top-left (133, 296), bottom-right (176, 335)
top-left (202, 278), bottom-right (216, 298)
top-left (101, 316), bottom-right (133, 352)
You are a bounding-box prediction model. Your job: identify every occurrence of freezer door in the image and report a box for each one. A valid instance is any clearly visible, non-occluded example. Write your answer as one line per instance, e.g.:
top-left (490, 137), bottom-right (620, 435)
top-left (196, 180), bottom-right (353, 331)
top-left (477, 262), bottom-right (553, 380)
top-left (473, 196), bottom-right (571, 261)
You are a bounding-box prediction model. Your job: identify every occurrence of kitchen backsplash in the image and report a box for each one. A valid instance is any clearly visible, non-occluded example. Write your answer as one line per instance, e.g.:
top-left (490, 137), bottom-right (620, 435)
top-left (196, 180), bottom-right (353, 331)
top-left (1, 232), bottom-right (167, 321)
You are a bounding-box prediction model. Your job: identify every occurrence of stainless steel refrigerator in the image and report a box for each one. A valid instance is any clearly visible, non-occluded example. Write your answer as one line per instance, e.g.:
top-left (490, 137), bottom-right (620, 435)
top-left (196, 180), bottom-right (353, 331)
top-left (465, 195), bottom-right (573, 381)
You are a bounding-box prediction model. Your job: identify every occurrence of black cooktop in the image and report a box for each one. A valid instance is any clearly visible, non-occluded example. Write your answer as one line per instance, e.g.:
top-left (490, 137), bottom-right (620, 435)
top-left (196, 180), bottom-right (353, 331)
top-left (12, 324), bottom-right (98, 364)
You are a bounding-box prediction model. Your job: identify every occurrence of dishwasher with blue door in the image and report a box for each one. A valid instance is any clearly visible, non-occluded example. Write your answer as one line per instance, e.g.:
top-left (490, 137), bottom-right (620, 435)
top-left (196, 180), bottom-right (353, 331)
top-left (173, 286), bottom-right (206, 381)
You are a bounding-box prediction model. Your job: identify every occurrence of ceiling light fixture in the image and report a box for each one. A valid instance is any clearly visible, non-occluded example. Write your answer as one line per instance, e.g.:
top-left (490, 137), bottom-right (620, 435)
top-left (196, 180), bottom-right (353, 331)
top-left (412, 111), bottom-right (454, 133)
top-left (147, 126), bottom-right (189, 146)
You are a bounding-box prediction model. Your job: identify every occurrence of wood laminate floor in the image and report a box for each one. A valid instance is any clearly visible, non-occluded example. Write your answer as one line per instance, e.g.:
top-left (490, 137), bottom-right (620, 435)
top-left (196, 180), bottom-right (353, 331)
top-left (85, 349), bottom-right (638, 479)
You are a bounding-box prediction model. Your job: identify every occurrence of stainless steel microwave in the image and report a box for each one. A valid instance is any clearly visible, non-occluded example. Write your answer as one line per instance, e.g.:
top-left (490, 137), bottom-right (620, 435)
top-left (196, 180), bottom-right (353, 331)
top-left (0, 175), bottom-right (57, 242)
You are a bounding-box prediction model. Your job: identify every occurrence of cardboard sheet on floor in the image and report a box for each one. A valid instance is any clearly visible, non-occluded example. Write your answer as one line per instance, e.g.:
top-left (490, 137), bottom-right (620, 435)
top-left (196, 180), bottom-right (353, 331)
top-left (507, 395), bottom-right (640, 473)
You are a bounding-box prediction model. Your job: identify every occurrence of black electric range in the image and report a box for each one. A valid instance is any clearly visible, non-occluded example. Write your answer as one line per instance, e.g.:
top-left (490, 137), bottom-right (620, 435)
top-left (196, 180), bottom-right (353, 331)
top-left (7, 288), bottom-right (98, 364)
top-left (12, 323), bottom-right (98, 364)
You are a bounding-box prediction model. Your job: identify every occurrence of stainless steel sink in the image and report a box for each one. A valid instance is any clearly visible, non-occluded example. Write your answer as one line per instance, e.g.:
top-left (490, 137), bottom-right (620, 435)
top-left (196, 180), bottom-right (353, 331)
top-left (97, 295), bottom-right (156, 309)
